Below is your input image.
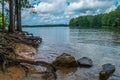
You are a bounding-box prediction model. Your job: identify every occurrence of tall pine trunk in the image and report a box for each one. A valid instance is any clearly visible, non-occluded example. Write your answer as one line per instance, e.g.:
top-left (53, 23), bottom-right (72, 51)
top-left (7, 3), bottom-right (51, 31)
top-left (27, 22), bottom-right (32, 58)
top-left (9, 0), bottom-right (15, 32)
top-left (16, 0), bottom-right (22, 31)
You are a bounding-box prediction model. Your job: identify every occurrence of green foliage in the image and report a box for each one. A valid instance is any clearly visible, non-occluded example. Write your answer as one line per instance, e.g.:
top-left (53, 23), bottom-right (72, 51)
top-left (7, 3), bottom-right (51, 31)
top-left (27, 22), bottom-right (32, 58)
top-left (0, 0), bottom-right (32, 8)
top-left (21, 0), bottom-right (33, 8)
top-left (0, 13), bottom-right (7, 29)
top-left (69, 6), bottom-right (120, 28)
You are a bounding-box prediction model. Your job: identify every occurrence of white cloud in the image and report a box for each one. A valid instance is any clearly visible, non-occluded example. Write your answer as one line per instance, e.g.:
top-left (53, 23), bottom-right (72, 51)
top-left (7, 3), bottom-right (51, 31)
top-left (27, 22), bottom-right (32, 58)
top-left (105, 5), bottom-right (117, 13)
top-left (67, 0), bottom-right (114, 12)
top-left (64, 0), bottom-right (118, 19)
top-left (34, 2), bottom-right (55, 13)
top-left (0, 0), bottom-right (119, 25)
top-left (22, 0), bottom-right (119, 25)
top-left (33, 0), bottom-right (66, 14)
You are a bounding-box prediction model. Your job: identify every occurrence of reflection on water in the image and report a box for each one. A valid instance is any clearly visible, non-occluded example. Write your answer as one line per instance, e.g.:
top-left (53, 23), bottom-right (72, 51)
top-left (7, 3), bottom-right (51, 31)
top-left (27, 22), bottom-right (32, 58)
top-left (70, 29), bottom-right (120, 46)
top-left (23, 27), bottom-right (120, 80)
top-left (23, 27), bottom-right (70, 45)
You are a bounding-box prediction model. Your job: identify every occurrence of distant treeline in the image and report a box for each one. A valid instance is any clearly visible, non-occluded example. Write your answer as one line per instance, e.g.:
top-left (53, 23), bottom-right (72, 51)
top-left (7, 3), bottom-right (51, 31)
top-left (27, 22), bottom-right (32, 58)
top-left (69, 6), bottom-right (120, 28)
top-left (22, 24), bottom-right (69, 27)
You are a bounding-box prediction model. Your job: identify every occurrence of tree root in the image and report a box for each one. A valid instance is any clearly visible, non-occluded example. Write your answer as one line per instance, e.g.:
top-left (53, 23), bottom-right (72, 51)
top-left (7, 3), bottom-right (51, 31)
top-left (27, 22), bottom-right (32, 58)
top-left (9, 58), bottom-right (57, 79)
top-left (0, 31), bottom-right (57, 79)
top-left (0, 53), bottom-right (57, 79)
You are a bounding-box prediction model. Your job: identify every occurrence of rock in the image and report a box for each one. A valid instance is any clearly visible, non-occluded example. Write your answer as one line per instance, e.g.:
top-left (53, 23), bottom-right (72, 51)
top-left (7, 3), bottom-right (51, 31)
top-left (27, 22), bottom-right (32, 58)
top-left (99, 63), bottom-right (115, 80)
top-left (77, 57), bottom-right (93, 67)
top-left (52, 53), bottom-right (78, 67)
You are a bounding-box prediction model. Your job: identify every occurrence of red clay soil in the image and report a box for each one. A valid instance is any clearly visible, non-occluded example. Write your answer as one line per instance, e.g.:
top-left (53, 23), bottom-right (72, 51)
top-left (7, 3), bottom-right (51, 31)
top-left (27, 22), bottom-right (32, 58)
top-left (0, 43), bottom-right (39, 80)
top-left (0, 65), bottom-right (25, 80)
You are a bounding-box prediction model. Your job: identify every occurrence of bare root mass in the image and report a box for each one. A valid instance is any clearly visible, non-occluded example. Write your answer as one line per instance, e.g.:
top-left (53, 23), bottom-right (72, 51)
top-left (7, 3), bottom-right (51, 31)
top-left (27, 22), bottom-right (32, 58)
top-left (0, 31), bottom-right (56, 79)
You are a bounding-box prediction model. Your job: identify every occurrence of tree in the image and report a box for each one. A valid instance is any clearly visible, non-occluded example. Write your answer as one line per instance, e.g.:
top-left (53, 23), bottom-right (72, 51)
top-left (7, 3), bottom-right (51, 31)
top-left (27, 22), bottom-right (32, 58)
top-left (0, 0), bottom-right (36, 32)
top-left (69, 5), bottom-right (120, 28)
top-left (8, 0), bottom-right (31, 32)
top-left (9, 0), bottom-right (15, 32)
top-left (14, 0), bottom-right (33, 32)
top-left (15, 0), bottom-right (22, 31)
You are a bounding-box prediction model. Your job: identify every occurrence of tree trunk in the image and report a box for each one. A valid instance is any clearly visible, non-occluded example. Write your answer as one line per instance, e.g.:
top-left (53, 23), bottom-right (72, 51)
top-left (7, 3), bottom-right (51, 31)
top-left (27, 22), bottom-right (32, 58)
top-left (9, 0), bottom-right (15, 32)
top-left (15, 0), bottom-right (18, 30)
top-left (16, 0), bottom-right (22, 32)
top-left (2, 0), bottom-right (5, 30)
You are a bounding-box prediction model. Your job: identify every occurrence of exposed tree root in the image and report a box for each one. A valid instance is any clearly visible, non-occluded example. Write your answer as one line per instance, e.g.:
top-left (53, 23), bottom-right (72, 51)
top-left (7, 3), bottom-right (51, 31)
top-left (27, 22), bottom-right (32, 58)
top-left (7, 57), bottom-right (57, 79)
top-left (0, 31), bottom-right (57, 79)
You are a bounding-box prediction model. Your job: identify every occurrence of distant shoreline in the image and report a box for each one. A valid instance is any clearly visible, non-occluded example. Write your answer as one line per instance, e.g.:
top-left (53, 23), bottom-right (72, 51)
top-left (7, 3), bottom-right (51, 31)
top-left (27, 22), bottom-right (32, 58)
top-left (22, 24), bottom-right (69, 27)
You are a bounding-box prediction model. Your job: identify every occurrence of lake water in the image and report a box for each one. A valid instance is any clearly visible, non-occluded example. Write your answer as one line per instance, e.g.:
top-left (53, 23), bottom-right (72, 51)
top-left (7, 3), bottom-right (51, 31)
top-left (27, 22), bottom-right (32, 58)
top-left (23, 27), bottom-right (120, 80)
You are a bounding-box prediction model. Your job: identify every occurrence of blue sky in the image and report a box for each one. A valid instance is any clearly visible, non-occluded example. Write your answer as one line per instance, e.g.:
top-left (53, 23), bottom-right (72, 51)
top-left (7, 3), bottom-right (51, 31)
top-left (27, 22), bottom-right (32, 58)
top-left (22, 0), bottom-right (120, 25)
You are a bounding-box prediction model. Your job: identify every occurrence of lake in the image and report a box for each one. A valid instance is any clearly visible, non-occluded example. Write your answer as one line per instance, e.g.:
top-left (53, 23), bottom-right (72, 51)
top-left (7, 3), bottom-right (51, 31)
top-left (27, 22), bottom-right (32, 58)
top-left (23, 27), bottom-right (120, 80)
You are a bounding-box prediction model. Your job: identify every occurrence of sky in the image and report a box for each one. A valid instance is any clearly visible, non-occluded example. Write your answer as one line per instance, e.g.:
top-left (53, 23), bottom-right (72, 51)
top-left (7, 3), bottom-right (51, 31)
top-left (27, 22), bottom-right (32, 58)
top-left (21, 0), bottom-right (120, 25)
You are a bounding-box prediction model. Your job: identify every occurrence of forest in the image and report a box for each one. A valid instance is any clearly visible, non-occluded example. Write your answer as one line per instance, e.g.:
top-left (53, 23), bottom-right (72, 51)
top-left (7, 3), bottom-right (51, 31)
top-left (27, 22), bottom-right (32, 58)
top-left (69, 6), bottom-right (120, 28)
top-left (0, 0), bottom-right (32, 31)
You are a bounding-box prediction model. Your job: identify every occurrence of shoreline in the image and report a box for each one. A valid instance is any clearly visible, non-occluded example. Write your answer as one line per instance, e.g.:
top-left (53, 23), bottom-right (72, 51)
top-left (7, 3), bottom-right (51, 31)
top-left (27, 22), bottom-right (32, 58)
top-left (0, 31), bottom-right (43, 80)
top-left (0, 31), bottom-right (56, 80)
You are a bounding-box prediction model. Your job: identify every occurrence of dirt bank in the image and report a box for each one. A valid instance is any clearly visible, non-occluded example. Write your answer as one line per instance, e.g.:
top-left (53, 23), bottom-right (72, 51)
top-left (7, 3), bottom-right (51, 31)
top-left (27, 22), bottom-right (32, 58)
top-left (0, 43), bottom-right (39, 80)
top-left (15, 43), bottom-right (38, 61)
top-left (0, 31), bottom-right (55, 80)
top-left (0, 65), bottom-right (25, 80)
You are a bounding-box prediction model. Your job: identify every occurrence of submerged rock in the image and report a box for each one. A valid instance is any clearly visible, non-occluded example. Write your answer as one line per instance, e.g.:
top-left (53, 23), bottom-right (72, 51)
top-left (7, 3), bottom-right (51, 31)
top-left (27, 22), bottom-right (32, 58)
top-left (77, 57), bottom-right (93, 67)
top-left (52, 53), bottom-right (78, 67)
top-left (99, 63), bottom-right (115, 80)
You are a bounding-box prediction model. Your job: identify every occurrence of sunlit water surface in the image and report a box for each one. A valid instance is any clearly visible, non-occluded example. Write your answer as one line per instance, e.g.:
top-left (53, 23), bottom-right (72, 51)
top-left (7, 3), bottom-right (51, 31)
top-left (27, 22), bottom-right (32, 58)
top-left (23, 27), bottom-right (120, 80)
